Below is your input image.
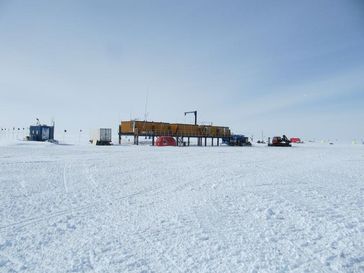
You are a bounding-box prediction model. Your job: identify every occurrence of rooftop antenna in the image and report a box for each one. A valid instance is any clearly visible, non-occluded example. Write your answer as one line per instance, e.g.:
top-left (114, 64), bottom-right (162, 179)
top-left (144, 91), bottom-right (149, 121)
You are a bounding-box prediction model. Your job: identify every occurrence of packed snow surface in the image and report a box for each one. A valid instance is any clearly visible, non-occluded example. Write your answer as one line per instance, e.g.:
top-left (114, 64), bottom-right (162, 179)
top-left (0, 141), bottom-right (363, 273)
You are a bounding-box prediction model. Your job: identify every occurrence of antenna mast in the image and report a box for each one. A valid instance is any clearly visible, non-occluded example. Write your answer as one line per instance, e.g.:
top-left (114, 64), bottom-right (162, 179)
top-left (144, 91), bottom-right (149, 121)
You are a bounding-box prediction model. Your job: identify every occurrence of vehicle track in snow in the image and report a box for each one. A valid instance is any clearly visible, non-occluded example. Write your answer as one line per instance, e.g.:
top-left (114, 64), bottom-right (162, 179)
top-left (62, 161), bottom-right (69, 194)
top-left (0, 204), bottom-right (93, 231)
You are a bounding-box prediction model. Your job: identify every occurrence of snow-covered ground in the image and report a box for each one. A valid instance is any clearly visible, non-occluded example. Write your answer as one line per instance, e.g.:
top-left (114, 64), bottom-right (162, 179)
top-left (0, 141), bottom-right (363, 273)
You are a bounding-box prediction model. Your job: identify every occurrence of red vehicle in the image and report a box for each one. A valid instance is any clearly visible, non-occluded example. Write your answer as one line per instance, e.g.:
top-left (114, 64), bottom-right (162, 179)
top-left (290, 137), bottom-right (302, 143)
top-left (155, 136), bottom-right (177, 146)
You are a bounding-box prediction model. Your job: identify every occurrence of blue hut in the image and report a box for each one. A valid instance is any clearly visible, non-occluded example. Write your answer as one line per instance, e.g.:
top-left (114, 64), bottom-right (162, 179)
top-left (29, 124), bottom-right (54, 141)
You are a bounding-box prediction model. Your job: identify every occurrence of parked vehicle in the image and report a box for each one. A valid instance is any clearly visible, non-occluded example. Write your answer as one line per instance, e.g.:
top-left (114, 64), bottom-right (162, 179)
top-left (268, 135), bottom-right (292, 147)
top-left (222, 135), bottom-right (252, 146)
top-left (90, 128), bottom-right (112, 145)
top-left (290, 137), bottom-right (303, 143)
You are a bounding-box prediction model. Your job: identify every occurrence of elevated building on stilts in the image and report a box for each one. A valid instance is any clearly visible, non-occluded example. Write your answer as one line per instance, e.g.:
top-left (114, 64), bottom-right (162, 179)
top-left (118, 120), bottom-right (231, 147)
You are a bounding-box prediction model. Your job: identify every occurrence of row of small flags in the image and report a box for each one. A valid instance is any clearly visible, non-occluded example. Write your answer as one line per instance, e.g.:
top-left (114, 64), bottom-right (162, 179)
top-left (0, 128), bottom-right (83, 132)
top-left (1, 128), bottom-right (26, 131)
top-left (63, 130), bottom-right (83, 133)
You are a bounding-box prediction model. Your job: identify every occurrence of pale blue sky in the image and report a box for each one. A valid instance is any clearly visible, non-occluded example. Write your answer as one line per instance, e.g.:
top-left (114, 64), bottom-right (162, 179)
top-left (0, 0), bottom-right (363, 139)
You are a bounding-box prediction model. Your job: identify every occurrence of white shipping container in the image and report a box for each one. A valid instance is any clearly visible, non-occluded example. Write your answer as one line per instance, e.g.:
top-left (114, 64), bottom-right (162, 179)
top-left (90, 128), bottom-right (112, 144)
